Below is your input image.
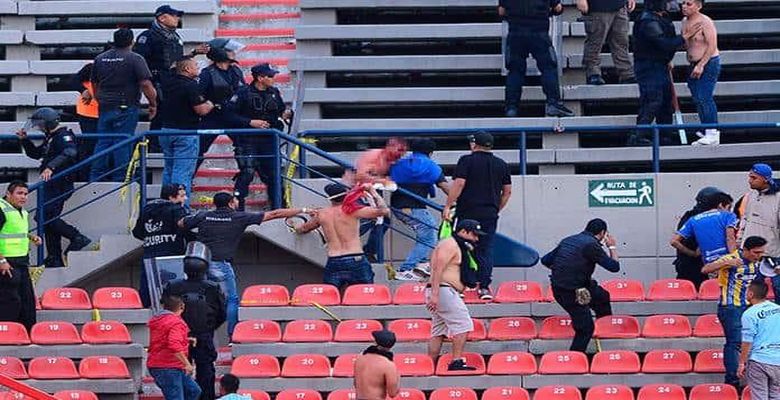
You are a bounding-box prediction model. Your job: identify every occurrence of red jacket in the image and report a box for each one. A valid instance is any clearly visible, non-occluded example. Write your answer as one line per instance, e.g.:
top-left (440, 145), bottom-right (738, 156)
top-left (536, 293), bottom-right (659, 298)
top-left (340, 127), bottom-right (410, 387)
top-left (147, 311), bottom-right (190, 370)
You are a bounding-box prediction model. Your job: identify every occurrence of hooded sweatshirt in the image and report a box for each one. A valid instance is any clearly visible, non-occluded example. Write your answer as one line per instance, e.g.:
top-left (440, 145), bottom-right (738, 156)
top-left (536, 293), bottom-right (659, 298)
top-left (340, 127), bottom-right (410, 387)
top-left (132, 199), bottom-right (189, 259)
top-left (147, 310), bottom-right (190, 370)
top-left (389, 153), bottom-right (444, 209)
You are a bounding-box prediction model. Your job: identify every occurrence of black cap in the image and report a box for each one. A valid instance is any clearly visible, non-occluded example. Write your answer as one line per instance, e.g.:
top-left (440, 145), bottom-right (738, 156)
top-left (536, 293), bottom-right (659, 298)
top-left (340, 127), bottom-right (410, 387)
top-left (207, 47), bottom-right (237, 64)
top-left (324, 183), bottom-right (348, 200)
top-left (468, 131), bottom-right (494, 148)
top-left (251, 63), bottom-right (279, 77)
top-left (372, 330), bottom-right (396, 349)
top-left (456, 219), bottom-right (487, 236)
top-left (155, 5), bottom-right (184, 17)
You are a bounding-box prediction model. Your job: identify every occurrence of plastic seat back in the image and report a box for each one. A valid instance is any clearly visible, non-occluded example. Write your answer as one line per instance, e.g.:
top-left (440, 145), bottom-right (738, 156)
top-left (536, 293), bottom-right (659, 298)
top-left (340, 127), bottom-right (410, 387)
top-left (79, 356), bottom-right (130, 379)
top-left (31, 321), bottom-right (81, 345)
top-left (238, 390), bottom-right (271, 400)
top-left (41, 287), bottom-right (91, 310)
top-left (584, 385), bottom-right (634, 400)
top-left (393, 283), bottom-right (427, 305)
top-left (281, 353), bottom-right (331, 377)
top-left (28, 357), bottom-right (79, 379)
top-left (593, 315), bottom-right (640, 339)
top-left (241, 285), bottom-right (290, 306)
top-left (539, 316), bottom-right (574, 339)
top-left (0, 393), bottom-right (33, 400)
top-left (282, 319), bottom-right (333, 342)
top-left (388, 319), bottom-right (431, 342)
top-left (487, 351), bottom-right (537, 375)
top-left (463, 288), bottom-right (488, 304)
top-left (232, 320), bottom-right (282, 343)
top-left (539, 351), bottom-right (589, 374)
top-left (332, 354), bottom-right (358, 377)
top-left (693, 314), bottom-right (724, 337)
top-left (81, 321), bottom-right (131, 344)
top-left (637, 384), bottom-right (685, 400)
top-left (342, 284), bottom-right (392, 305)
top-left (641, 349), bottom-right (692, 373)
top-left (334, 319), bottom-right (383, 342)
top-left (590, 351), bottom-right (640, 374)
top-left (91, 287), bottom-right (142, 309)
top-left (742, 386), bottom-right (752, 400)
top-left (392, 389), bottom-right (426, 400)
top-left (697, 279), bottom-right (721, 300)
top-left (532, 386), bottom-right (582, 400)
top-left (468, 318), bottom-right (487, 341)
top-left (694, 349), bottom-right (725, 373)
top-left (276, 390), bottom-right (322, 400)
top-left (495, 281), bottom-right (543, 303)
top-left (435, 352), bottom-right (486, 376)
top-left (0, 357), bottom-right (27, 379)
top-left (482, 387), bottom-right (530, 400)
top-left (642, 314), bottom-right (691, 338)
top-left (230, 355), bottom-right (280, 378)
top-left (430, 388), bottom-right (478, 400)
top-left (0, 322), bottom-right (30, 345)
top-left (291, 284), bottom-right (340, 306)
top-left (394, 353), bottom-right (435, 377)
top-left (647, 279), bottom-right (696, 301)
top-left (689, 384), bottom-right (738, 400)
top-left (327, 390), bottom-right (356, 400)
top-left (488, 317), bottom-right (537, 340)
top-left (53, 391), bottom-right (99, 400)
top-left (602, 279), bottom-right (645, 302)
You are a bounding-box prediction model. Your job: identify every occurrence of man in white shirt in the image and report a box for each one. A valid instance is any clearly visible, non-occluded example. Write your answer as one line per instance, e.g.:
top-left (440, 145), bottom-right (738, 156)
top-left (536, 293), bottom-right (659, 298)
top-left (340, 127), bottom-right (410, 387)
top-left (739, 279), bottom-right (780, 398)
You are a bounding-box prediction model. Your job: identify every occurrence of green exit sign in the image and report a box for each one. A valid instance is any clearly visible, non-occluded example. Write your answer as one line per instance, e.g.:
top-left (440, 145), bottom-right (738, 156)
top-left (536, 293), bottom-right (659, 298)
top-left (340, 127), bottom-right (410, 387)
top-left (588, 179), bottom-right (655, 207)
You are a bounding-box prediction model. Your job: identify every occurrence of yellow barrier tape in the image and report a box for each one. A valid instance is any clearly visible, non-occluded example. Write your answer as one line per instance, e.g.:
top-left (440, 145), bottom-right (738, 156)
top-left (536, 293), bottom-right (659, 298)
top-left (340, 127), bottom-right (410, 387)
top-left (92, 308), bottom-right (102, 322)
top-left (284, 138), bottom-right (318, 208)
top-left (120, 139), bottom-right (148, 231)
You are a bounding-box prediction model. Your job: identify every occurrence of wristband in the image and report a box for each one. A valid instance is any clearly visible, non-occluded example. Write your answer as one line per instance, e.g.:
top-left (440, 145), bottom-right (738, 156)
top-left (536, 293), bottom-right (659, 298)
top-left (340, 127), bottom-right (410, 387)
top-left (608, 246), bottom-right (617, 250)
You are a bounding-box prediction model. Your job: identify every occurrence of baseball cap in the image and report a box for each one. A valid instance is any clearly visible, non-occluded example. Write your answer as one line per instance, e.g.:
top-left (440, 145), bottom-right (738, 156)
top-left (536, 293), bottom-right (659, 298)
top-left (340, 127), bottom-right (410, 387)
top-left (372, 330), bottom-right (396, 349)
top-left (207, 47), bottom-right (237, 64)
top-left (251, 63), bottom-right (279, 77)
top-left (155, 5), bottom-right (184, 17)
top-left (751, 163), bottom-right (773, 181)
top-left (456, 219), bottom-right (486, 236)
top-left (468, 131), bottom-right (494, 148)
top-left (324, 183), bottom-right (348, 200)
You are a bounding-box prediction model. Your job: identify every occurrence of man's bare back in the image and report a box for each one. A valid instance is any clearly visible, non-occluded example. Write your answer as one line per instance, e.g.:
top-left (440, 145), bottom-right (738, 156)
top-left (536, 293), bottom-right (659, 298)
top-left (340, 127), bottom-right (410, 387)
top-left (353, 353), bottom-right (399, 400)
top-left (316, 205), bottom-right (363, 257)
top-left (683, 13), bottom-right (718, 63)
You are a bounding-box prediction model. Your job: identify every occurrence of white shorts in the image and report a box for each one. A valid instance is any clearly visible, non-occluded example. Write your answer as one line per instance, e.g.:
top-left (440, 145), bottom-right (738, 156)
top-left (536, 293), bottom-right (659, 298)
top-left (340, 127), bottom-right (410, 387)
top-left (426, 286), bottom-right (473, 337)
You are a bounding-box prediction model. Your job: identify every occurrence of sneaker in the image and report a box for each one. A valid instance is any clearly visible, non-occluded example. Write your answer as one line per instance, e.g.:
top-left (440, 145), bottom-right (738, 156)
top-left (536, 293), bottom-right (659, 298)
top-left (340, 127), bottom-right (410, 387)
top-left (692, 129), bottom-right (720, 146)
top-left (478, 288), bottom-right (494, 301)
top-left (42, 256), bottom-right (66, 269)
top-left (447, 358), bottom-right (477, 371)
top-left (627, 134), bottom-right (653, 147)
top-left (505, 107), bottom-right (519, 118)
top-left (395, 270), bottom-right (423, 281)
top-left (587, 75), bottom-right (605, 85)
top-left (413, 263), bottom-right (431, 278)
top-left (65, 234), bottom-right (92, 256)
top-left (545, 103), bottom-right (575, 118)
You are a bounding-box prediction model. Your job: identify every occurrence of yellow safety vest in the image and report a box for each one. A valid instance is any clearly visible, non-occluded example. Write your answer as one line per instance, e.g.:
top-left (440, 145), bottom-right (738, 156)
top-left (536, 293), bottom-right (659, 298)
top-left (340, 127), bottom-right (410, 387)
top-left (0, 198), bottom-right (29, 257)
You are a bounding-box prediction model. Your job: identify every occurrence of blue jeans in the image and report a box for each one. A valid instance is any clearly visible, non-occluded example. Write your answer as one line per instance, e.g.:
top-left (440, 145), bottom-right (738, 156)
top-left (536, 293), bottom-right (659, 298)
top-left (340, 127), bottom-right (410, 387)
top-left (687, 56), bottom-right (721, 124)
top-left (324, 254), bottom-right (374, 289)
top-left (148, 368), bottom-right (201, 400)
top-left (718, 305), bottom-right (748, 386)
top-left (207, 260), bottom-right (238, 338)
top-left (159, 134), bottom-right (198, 204)
top-left (360, 219), bottom-right (390, 261)
top-left (505, 27), bottom-right (562, 108)
top-left (393, 208), bottom-right (437, 271)
top-left (91, 106), bottom-right (138, 182)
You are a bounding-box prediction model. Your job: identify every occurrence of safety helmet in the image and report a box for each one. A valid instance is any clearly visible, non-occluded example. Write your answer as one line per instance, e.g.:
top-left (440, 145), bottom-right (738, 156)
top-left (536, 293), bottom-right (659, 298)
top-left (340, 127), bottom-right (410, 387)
top-left (183, 241), bottom-right (211, 277)
top-left (26, 107), bottom-right (60, 132)
top-left (208, 38), bottom-right (245, 53)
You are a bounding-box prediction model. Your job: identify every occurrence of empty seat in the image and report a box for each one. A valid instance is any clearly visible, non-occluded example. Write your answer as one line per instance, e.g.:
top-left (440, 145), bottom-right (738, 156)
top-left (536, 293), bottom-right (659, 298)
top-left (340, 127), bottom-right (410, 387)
top-left (0, 357), bottom-right (28, 379)
top-left (544, 286), bottom-right (555, 302)
top-left (91, 287), bottom-right (142, 309)
top-left (393, 389), bottom-right (426, 400)
top-left (488, 317), bottom-right (537, 340)
top-left (0, 322), bottom-right (30, 345)
top-left (430, 388), bottom-right (478, 400)
top-left (742, 386), bottom-right (752, 400)
top-left (602, 279), bottom-right (645, 302)
top-left (463, 288), bottom-right (487, 304)
top-left (28, 357), bottom-right (79, 379)
top-left (486, 351), bottom-right (537, 375)
top-left (482, 387), bottom-right (530, 400)
top-left (533, 386), bottom-right (582, 400)
top-left (393, 283), bottom-right (427, 305)
top-left (281, 353), bottom-right (331, 377)
top-left (31, 321), bottom-right (81, 345)
top-left (689, 384), bottom-right (738, 400)
top-left (642, 315), bottom-right (692, 338)
top-left (495, 281), bottom-right (543, 303)
top-left (641, 349), bottom-right (693, 373)
top-left (694, 349), bottom-right (725, 373)
top-left (342, 284), bottom-right (392, 305)
top-left (590, 351), bottom-right (641, 374)
top-left (332, 354), bottom-right (358, 377)
top-left (282, 319), bottom-right (333, 342)
top-left (238, 390), bottom-right (271, 400)
top-left (388, 319), bottom-right (431, 342)
top-left (41, 287), bottom-right (92, 310)
top-left (241, 285), bottom-right (290, 306)
top-left (698, 279), bottom-right (721, 301)
top-left (694, 314), bottom-right (724, 337)
top-left (394, 353), bottom-right (434, 377)
top-left (53, 391), bottom-right (99, 400)
top-left (230, 355), bottom-right (280, 378)
top-left (538, 351), bottom-right (589, 374)
top-left (435, 353), bottom-right (486, 376)
top-left (291, 284), bottom-right (340, 306)
top-left (232, 320), bottom-right (282, 343)
top-left (80, 321), bottom-right (131, 344)
top-left (276, 390), bottom-right (322, 400)
top-left (539, 316), bottom-right (574, 339)
top-left (327, 390), bottom-right (356, 400)
top-left (585, 385), bottom-right (634, 400)
top-left (767, 278), bottom-right (776, 300)
top-left (0, 393), bottom-right (32, 400)
top-left (593, 315), bottom-right (640, 339)
top-left (646, 279), bottom-right (696, 301)
top-left (468, 318), bottom-right (487, 341)
top-left (334, 319), bottom-right (383, 342)
top-left (79, 356), bottom-right (130, 379)
top-left (636, 384), bottom-right (685, 400)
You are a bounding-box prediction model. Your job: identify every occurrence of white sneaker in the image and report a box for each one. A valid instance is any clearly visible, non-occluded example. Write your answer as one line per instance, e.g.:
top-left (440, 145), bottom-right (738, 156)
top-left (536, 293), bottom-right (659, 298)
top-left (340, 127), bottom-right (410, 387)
top-left (395, 270), bottom-right (423, 281)
top-left (413, 263), bottom-right (431, 278)
top-left (692, 129), bottom-right (720, 146)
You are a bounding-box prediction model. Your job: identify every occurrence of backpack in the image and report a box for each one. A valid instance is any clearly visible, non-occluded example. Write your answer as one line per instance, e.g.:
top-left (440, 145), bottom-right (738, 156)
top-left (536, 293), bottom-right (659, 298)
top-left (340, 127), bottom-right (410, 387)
top-left (439, 218), bottom-right (479, 289)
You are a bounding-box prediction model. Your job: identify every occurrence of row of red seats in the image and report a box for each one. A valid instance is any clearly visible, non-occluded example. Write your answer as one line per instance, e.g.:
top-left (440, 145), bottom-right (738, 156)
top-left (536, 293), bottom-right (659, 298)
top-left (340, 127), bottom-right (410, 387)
top-left (0, 356), bottom-right (130, 379)
top-left (229, 348), bottom-right (724, 378)
top-left (232, 313), bottom-right (723, 343)
top-left (38, 287), bottom-right (142, 310)
top-left (0, 390), bottom-right (97, 400)
top-left (0, 321), bottom-right (131, 345)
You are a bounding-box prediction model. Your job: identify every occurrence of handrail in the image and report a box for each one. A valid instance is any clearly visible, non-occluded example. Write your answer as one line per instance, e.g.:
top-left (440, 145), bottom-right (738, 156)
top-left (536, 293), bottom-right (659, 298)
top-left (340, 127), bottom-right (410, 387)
top-left (0, 374), bottom-right (56, 400)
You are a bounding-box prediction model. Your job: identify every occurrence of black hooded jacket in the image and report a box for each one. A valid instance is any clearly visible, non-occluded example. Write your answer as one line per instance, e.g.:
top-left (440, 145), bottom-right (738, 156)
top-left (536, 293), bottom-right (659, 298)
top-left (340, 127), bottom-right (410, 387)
top-left (132, 199), bottom-right (189, 259)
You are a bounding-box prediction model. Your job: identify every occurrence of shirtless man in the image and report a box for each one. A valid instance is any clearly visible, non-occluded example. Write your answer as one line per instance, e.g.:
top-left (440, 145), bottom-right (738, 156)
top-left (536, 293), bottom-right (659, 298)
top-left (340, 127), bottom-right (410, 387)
top-left (427, 219), bottom-right (484, 371)
top-left (295, 183), bottom-right (390, 288)
top-left (682, 0), bottom-right (721, 146)
top-left (354, 330), bottom-right (400, 400)
top-left (351, 138), bottom-right (408, 186)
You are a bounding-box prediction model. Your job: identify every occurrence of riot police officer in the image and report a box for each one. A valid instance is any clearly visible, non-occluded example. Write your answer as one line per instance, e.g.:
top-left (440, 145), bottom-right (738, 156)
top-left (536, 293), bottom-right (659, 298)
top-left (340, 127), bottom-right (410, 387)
top-left (163, 242), bottom-right (226, 400)
top-left (16, 108), bottom-right (92, 268)
top-left (230, 63), bottom-right (291, 210)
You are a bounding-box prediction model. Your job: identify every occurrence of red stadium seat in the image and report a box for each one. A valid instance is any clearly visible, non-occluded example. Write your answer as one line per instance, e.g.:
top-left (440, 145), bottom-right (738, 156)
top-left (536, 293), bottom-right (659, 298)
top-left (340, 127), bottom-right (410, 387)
top-left (342, 284), bottom-right (392, 305)
top-left (590, 351), bottom-right (641, 374)
top-left (91, 287), bottom-right (142, 309)
top-left (698, 279), bottom-right (721, 301)
top-left (0, 322), bottom-right (30, 345)
top-left (463, 288), bottom-right (488, 304)
top-left (637, 384), bottom-right (685, 400)
top-left (232, 320), bottom-right (282, 343)
top-left (393, 283), bottom-right (427, 305)
top-left (392, 389), bottom-right (426, 400)
top-left (31, 321), bottom-right (81, 345)
top-left (533, 386), bottom-right (582, 400)
top-left (332, 354), bottom-right (358, 377)
top-left (641, 349), bottom-right (692, 373)
top-left (468, 318), bottom-right (487, 341)
top-left (0, 393), bottom-right (32, 400)
top-left (435, 353), bottom-right (486, 376)
top-left (495, 281), bottom-right (543, 303)
top-left (388, 319), bottom-right (431, 342)
top-left (694, 349), bottom-right (725, 373)
top-left (282, 319), bottom-right (333, 342)
top-left (539, 316), bottom-right (574, 339)
top-left (230, 355), bottom-right (280, 378)
top-left (642, 314), bottom-right (692, 338)
top-left (241, 285), bottom-right (290, 306)
top-left (41, 288), bottom-right (91, 310)
top-left (334, 319), bottom-right (383, 342)
top-left (482, 387), bottom-right (530, 400)
top-left (646, 279), bottom-right (696, 301)
top-left (743, 386), bottom-right (751, 400)
top-left (291, 284), bottom-right (340, 306)
top-left (689, 384), bottom-right (738, 400)
top-left (538, 351), bottom-right (589, 374)
top-left (486, 352), bottom-right (537, 375)
top-left (79, 356), bottom-right (130, 379)
top-left (593, 315), bottom-right (640, 339)
top-left (693, 314), bottom-right (724, 337)
top-left (394, 353), bottom-right (434, 377)
top-left (488, 317), bottom-right (537, 340)
top-left (80, 321), bottom-right (131, 344)
top-left (327, 390), bottom-right (356, 400)
top-left (585, 385), bottom-right (634, 400)
top-left (276, 390), bottom-right (322, 400)
top-left (281, 353), bottom-right (331, 377)
top-left (602, 279), bottom-right (645, 302)
top-left (430, 388), bottom-right (478, 400)
top-left (0, 357), bottom-right (27, 379)
top-left (767, 278), bottom-right (775, 300)
top-left (238, 391), bottom-right (271, 400)
top-left (53, 391), bottom-right (99, 400)
top-left (544, 286), bottom-right (555, 302)
top-left (28, 357), bottom-right (79, 379)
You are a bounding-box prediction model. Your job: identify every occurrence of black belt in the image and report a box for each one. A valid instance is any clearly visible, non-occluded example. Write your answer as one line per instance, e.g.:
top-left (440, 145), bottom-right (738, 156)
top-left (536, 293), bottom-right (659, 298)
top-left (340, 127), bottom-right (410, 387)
top-left (425, 284), bottom-right (452, 288)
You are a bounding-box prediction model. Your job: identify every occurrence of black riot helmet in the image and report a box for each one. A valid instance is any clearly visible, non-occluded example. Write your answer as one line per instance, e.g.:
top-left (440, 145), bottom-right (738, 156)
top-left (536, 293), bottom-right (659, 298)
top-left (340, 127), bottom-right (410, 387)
top-left (183, 241), bottom-right (211, 279)
top-left (26, 107), bottom-right (60, 132)
top-left (644, 0), bottom-right (680, 13)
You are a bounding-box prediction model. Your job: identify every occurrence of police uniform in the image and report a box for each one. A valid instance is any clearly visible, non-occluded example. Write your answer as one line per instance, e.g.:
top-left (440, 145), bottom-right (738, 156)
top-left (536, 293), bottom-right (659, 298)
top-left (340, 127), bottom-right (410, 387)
top-left (0, 197), bottom-right (36, 329)
top-left (198, 48), bottom-right (247, 159)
